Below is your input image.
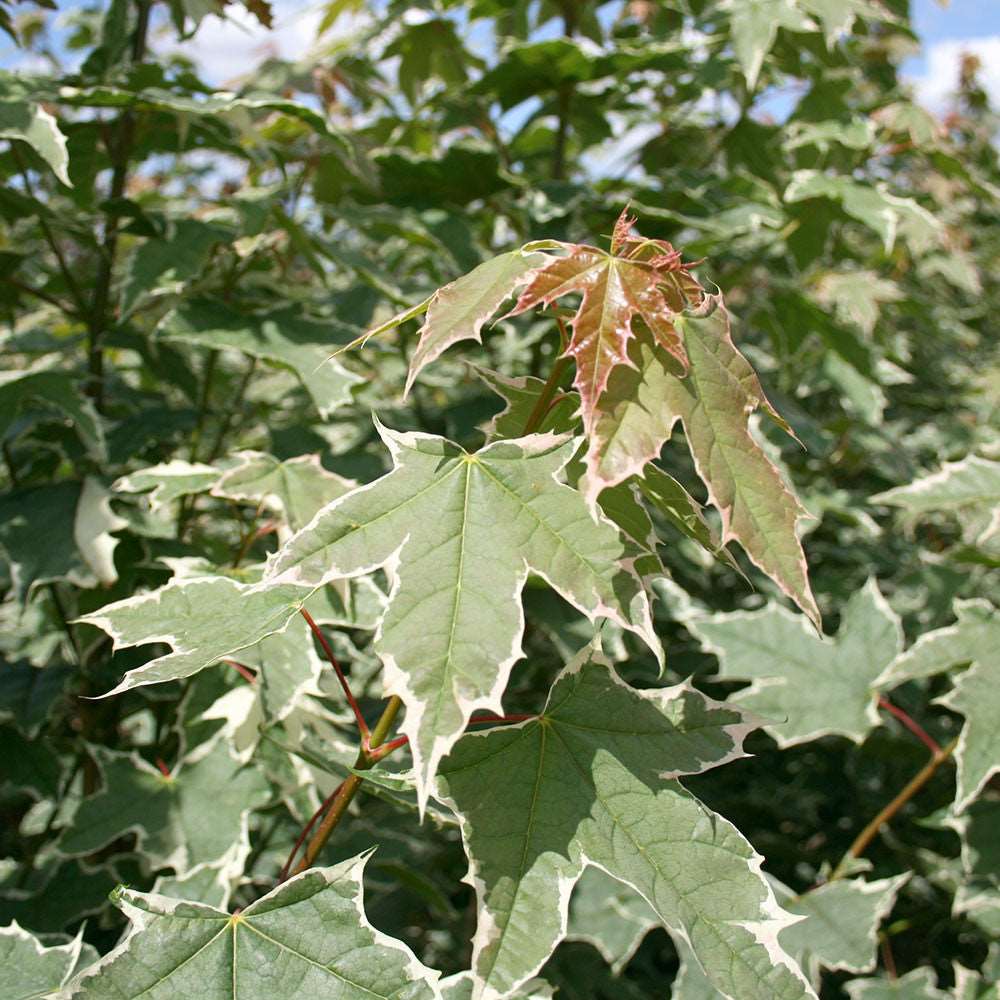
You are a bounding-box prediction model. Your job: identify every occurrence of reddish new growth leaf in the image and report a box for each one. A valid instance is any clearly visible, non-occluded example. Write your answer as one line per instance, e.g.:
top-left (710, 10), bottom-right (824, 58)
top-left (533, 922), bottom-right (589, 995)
top-left (507, 209), bottom-right (701, 433)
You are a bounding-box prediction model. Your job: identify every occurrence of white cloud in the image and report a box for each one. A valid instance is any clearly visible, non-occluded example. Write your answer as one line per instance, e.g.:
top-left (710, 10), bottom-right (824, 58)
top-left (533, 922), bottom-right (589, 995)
top-left (908, 35), bottom-right (1000, 111)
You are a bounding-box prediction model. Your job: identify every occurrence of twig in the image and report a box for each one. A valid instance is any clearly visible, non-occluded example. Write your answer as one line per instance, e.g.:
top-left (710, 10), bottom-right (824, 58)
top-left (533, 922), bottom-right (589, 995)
top-left (552, 85), bottom-right (572, 180)
top-left (300, 609), bottom-right (369, 741)
top-left (47, 583), bottom-right (84, 666)
top-left (2, 441), bottom-right (20, 488)
top-left (289, 695), bottom-right (403, 876)
top-left (550, 0), bottom-right (578, 180)
top-left (205, 356), bottom-right (257, 463)
top-left (361, 713), bottom-right (535, 762)
top-left (87, 0), bottom-right (153, 411)
top-left (231, 519), bottom-right (277, 568)
top-left (224, 659), bottom-right (258, 685)
top-left (277, 780), bottom-right (345, 883)
top-left (10, 146), bottom-right (89, 317)
top-left (188, 350), bottom-right (219, 462)
top-left (880, 933), bottom-right (897, 980)
top-left (6, 276), bottom-right (76, 314)
top-left (522, 353), bottom-right (571, 435)
top-left (830, 737), bottom-right (958, 880)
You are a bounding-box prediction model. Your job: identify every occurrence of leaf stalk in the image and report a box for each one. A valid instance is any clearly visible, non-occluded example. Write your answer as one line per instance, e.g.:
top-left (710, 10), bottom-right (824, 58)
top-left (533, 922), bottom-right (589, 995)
top-left (300, 608), bottom-right (370, 741)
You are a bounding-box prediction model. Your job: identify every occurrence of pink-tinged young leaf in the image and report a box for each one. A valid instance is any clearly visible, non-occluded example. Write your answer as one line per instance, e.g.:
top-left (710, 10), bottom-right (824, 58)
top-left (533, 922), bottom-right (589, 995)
top-left (610, 206), bottom-right (637, 253)
top-left (582, 296), bottom-right (816, 624)
top-left (667, 305), bottom-right (819, 628)
top-left (404, 248), bottom-right (553, 396)
top-left (507, 245), bottom-right (692, 433)
top-left (581, 320), bottom-right (685, 507)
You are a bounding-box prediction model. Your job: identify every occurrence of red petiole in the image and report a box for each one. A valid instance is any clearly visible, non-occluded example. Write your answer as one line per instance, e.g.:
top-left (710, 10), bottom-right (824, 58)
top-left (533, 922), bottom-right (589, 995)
top-left (878, 696), bottom-right (940, 754)
top-left (300, 608), bottom-right (370, 741)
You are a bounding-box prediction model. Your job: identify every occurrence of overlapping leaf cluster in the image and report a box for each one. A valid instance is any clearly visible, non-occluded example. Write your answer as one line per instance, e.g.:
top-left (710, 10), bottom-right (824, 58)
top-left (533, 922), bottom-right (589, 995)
top-left (1, 0), bottom-right (998, 998)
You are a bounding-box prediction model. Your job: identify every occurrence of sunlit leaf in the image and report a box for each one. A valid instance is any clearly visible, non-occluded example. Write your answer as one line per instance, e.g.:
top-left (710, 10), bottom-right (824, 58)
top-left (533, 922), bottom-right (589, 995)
top-left (265, 422), bottom-right (660, 809)
top-left (661, 306), bottom-right (819, 627)
top-left (406, 248), bottom-right (552, 396)
top-left (727, 0), bottom-right (813, 90)
top-left (507, 231), bottom-right (693, 436)
top-left (113, 460), bottom-right (221, 510)
top-left (79, 575), bottom-right (310, 697)
top-left (878, 598), bottom-right (1000, 810)
top-left (0, 100), bottom-right (71, 186)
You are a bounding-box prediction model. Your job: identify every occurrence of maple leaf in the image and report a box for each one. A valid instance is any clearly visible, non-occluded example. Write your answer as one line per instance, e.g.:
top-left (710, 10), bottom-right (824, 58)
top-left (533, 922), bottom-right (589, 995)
top-left (670, 874), bottom-right (908, 998)
top-left (506, 213), bottom-right (696, 434)
top-left (566, 867), bottom-right (658, 975)
top-left (57, 741), bottom-right (270, 877)
top-left (872, 454), bottom-right (1000, 558)
top-left (65, 853), bottom-right (440, 1000)
top-left (843, 967), bottom-right (950, 1000)
top-left (0, 922), bottom-right (95, 1000)
top-left (113, 459), bottom-right (221, 510)
top-left (264, 421), bottom-right (661, 811)
top-left (436, 645), bottom-right (816, 1000)
top-left (587, 302), bottom-right (818, 624)
top-left (78, 575), bottom-right (311, 697)
top-left (400, 219), bottom-right (815, 628)
top-left (212, 451), bottom-right (355, 540)
top-left (405, 248), bottom-right (554, 395)
top-left (690, 579), bottom-right (900, 746)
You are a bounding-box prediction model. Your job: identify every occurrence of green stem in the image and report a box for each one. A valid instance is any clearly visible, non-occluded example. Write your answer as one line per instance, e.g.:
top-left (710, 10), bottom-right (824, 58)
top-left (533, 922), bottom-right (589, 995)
top-left (291, 696), bottom-right (403, 876)
top-left (550, 1), bottom-right (578, 180)
top-left (551, 86), bottom-right (572, 180)
top-left (47, 582), bottom-right (83, 666)
top-left (829, 737), bottom-right (958, 881)
top-left (522, 353), bottom-right (571, 435)
top-left (2, 441), bottom-right (20, 487)
top-left (7, 276), bottom-right (75, 314)
top-left (10, 146), bottom-right (88, 317)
